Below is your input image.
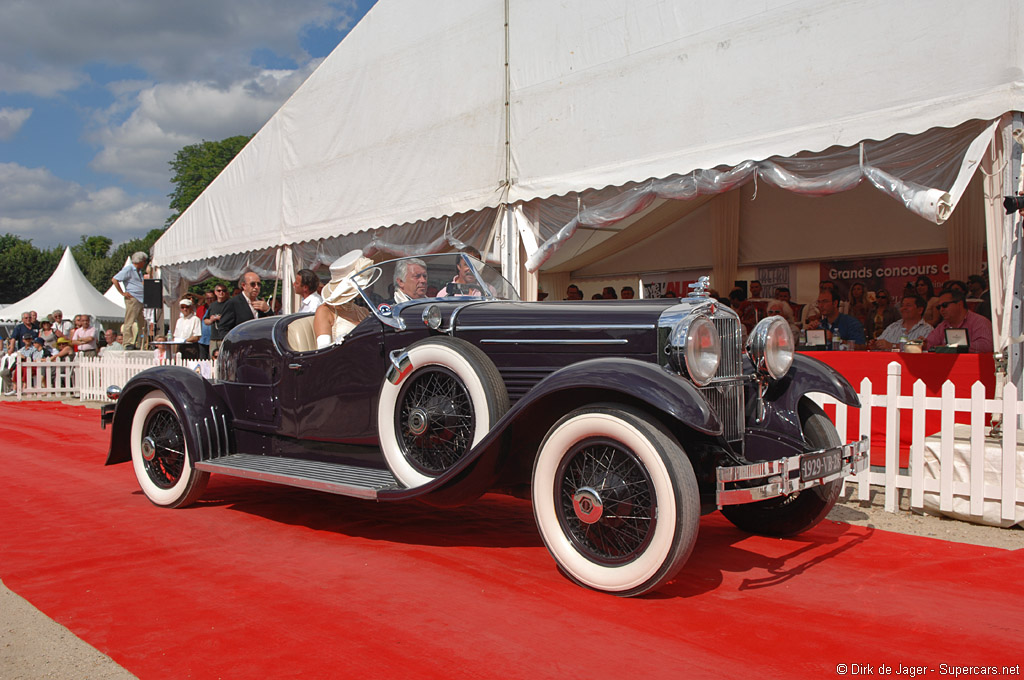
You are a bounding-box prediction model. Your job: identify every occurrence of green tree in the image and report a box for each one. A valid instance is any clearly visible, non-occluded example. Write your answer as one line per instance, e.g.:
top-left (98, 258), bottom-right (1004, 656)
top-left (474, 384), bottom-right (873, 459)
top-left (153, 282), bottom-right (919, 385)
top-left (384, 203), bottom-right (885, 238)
top-left (166, 135), bottom-right (253, 226)
top-left (0, 234), bottom-right (61, 304)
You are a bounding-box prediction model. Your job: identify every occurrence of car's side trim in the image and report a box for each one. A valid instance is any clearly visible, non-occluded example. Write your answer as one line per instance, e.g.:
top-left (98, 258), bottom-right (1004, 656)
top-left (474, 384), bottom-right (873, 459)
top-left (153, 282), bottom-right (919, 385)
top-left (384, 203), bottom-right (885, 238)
top-left (457, 323), bottom-right (654, 331)
top-left (479, 338), bottom-right (629, 345)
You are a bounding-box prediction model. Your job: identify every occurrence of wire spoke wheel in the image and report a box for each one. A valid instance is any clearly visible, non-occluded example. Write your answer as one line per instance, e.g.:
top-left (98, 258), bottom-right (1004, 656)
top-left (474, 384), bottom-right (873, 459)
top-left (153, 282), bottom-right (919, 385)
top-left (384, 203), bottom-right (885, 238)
top-left (142, 406), bottom-right (187, 489)
top-left (555, 438), bottom-right (655, 565)
top-left (533, 405), bottom-right (699, 597)
top-left (396, 366), bottom-right (475, 475)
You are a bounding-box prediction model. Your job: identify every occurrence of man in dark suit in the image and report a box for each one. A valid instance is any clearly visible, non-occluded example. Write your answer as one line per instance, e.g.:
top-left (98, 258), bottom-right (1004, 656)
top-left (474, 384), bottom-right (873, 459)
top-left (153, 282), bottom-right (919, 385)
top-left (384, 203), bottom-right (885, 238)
top-left (219, 272), bottom-right (272, 334)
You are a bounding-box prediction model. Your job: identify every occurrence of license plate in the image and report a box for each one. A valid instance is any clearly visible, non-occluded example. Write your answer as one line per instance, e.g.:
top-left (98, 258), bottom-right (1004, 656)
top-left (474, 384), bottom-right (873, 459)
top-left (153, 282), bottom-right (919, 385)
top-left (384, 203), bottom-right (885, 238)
top-left (799, 448), bottom-right (842, 482)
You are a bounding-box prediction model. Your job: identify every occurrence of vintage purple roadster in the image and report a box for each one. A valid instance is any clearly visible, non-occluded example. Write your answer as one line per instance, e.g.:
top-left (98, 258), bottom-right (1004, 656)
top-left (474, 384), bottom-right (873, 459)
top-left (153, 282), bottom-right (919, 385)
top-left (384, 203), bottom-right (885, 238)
top-left (102, 253), bottom-right (867, 596)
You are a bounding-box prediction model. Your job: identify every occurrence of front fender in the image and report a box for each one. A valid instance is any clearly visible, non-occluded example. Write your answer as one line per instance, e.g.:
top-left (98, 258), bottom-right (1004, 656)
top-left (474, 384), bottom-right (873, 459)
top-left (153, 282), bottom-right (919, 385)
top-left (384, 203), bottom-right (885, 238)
top-left (380, 357), bottom-right (721, 505)
top-left (104, 366), bottom-right (232, 466)
top-left (743, 353), bottom-right (859, 461)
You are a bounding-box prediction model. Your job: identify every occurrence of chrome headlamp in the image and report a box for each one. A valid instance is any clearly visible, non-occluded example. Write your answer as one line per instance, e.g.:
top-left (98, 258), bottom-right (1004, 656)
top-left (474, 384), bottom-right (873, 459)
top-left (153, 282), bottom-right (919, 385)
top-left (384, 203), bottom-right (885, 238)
top-left (747, 316), bottom-right (794, 379)
top-left (669, 315), bottom-right (721, 386)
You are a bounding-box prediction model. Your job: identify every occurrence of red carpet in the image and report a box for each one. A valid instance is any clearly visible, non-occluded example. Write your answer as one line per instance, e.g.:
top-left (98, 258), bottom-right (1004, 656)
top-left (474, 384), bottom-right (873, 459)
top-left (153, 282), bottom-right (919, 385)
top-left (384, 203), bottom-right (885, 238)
top-left (1, 401), bottom-right (1021, 679)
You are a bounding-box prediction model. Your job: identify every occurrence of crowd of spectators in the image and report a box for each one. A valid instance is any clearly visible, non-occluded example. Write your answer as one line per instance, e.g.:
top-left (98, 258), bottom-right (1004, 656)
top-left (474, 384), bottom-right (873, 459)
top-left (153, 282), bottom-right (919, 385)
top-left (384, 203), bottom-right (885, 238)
top-left (555, 272), bottom-right (994, 354)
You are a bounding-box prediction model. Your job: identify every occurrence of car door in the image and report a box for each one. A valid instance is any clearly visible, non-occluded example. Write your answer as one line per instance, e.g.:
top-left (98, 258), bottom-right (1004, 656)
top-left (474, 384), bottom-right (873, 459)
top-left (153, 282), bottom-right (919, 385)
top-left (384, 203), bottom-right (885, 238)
top-left (276, 318), bottom-right (386, 443)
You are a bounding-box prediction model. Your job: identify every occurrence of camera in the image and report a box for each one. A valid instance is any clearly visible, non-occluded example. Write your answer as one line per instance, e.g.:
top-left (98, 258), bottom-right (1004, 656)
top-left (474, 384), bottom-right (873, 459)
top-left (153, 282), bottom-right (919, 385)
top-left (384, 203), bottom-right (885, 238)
top-left (1003, 195), bottom-right (1024, 214)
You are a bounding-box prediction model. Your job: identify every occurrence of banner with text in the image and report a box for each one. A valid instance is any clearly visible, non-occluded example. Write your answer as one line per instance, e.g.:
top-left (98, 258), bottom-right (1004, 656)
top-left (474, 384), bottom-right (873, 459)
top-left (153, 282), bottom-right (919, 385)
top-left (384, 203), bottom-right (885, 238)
top-left (821, 252), bottom-right (952, 300)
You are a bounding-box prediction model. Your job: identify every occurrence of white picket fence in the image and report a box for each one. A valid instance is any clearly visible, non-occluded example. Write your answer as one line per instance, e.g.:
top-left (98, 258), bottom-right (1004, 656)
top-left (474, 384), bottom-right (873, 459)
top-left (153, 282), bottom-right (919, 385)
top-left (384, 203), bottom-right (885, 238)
top-left (813, 361), bottom-right (1024, 525)
top-left (5, 353), bottom-right (214, 402)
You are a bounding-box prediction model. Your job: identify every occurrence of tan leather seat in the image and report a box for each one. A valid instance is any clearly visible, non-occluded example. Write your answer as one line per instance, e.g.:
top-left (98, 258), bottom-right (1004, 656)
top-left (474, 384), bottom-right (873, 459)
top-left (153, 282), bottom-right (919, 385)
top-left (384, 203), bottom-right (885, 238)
top-left (286, 316), bottom-right (318, 353)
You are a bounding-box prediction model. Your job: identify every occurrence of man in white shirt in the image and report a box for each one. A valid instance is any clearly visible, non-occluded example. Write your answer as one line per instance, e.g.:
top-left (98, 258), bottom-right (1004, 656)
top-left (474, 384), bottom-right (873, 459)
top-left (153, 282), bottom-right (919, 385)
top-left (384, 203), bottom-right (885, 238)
top-left (294, 268), bottom-right (323, 314)
top-left (172, 298), bottom-right (203, 359)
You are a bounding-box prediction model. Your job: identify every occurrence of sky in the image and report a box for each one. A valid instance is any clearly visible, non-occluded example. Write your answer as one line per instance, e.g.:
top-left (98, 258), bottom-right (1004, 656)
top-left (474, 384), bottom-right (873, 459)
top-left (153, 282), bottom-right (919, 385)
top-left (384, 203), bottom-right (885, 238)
top-left (0, 0), bottom-right (378, 250)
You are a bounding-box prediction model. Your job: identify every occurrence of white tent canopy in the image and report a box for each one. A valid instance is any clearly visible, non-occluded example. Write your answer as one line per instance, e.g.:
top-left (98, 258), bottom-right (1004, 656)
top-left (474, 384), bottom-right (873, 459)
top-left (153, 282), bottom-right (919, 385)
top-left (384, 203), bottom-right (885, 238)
top-left (155, 0), bottom-right (1023, 270)
top-left (0, 247), bottom-right (126, 324)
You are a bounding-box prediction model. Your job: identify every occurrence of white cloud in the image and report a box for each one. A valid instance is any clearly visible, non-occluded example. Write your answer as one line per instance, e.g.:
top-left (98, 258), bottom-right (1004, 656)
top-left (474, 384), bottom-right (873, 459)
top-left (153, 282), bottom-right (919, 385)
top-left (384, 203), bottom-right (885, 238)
top-left (0, 163), bottom-right (166, 247)
top-left (0, 1), bottom-right (358, 95)
top-left (89, 65), bottom-right (319, 188)
top-left (0, 107), bottom-right (33, 140)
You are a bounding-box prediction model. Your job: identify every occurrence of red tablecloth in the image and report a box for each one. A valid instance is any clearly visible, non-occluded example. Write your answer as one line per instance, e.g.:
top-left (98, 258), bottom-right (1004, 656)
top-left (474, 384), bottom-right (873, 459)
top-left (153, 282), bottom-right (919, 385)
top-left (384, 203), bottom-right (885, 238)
top-left (801, 351), bottom-right (996, 467)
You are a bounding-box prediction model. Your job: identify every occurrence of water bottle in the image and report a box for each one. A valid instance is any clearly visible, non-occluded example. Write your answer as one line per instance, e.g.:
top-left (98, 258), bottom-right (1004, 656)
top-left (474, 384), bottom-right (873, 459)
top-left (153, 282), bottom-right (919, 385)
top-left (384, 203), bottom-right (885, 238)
top-left (899, 332), bottom-right (908, 352)
top-left (832, 329), bottom-right (841, 351)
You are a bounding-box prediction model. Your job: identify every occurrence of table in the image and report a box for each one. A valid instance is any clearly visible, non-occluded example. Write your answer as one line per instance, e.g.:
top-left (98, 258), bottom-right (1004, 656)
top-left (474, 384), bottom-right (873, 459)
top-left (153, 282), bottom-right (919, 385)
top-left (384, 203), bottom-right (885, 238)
top-left (801, 351), bottom-right (996, 467)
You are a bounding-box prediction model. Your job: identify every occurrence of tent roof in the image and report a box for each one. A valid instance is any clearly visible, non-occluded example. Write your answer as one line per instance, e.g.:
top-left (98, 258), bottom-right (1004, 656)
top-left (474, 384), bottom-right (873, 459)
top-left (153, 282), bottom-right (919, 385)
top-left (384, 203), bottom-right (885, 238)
top-left (154, 0), bottom-right (1024, 267)
top-left (0, 248), bottom-right (127, 323)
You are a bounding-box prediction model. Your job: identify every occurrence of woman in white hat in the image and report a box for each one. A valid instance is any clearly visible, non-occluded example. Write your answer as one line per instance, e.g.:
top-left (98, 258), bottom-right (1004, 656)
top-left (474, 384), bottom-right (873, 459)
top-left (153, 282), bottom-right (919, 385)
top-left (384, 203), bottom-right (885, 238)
top-left (314, 250), bottom-right (374, 349)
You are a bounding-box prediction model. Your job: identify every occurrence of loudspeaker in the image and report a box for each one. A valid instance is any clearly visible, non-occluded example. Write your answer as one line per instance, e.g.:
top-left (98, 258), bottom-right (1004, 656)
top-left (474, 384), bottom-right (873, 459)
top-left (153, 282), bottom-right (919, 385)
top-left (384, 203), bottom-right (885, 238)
top-left (143, 279), bottom-right (163, 309)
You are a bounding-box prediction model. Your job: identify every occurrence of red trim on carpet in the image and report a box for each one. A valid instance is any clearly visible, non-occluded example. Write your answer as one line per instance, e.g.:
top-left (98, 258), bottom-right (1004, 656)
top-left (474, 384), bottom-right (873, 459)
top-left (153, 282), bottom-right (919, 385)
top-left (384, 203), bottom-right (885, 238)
top-left (1, 402), bottom-right (1020, 679)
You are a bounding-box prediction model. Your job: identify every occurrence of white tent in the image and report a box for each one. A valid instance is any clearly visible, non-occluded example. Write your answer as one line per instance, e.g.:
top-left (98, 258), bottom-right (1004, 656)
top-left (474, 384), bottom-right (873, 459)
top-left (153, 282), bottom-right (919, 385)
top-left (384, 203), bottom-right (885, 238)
top-left (152, 0), bottom-right (1023, 384)
top-left (0, 247), bottom-right (127, 324)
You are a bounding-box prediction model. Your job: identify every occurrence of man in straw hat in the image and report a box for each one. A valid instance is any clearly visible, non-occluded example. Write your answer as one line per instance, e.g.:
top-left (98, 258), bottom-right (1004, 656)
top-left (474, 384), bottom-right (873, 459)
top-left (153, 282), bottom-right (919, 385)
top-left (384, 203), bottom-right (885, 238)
top-left (314, 250), bottom-right (374, 349)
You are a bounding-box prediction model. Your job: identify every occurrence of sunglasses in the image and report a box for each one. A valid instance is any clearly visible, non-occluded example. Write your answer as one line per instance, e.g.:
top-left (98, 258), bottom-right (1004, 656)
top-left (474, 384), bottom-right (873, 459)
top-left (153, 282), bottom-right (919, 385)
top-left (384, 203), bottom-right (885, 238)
top-left (247, 282), bottom-right (261, 287)
top-left (214, 289), bottom-right (227, 293)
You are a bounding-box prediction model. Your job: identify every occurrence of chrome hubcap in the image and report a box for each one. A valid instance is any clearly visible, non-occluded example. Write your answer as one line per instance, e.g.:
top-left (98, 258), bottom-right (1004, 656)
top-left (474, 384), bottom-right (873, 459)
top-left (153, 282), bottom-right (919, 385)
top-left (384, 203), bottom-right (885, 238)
top-left (572, 487), bottom-right (603, 524)
top-left (141, 436), bottom-right (157, 462)
top-left (407, 408), bottom-right (429, 436)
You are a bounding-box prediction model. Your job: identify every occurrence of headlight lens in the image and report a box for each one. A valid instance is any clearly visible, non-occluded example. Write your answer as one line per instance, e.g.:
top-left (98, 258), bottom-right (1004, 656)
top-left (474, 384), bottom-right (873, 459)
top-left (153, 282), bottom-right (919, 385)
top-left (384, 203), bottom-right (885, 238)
top-left (670, 316), bottom-right (721, 386)
top-left (747, 316), bottom-right (794, 379)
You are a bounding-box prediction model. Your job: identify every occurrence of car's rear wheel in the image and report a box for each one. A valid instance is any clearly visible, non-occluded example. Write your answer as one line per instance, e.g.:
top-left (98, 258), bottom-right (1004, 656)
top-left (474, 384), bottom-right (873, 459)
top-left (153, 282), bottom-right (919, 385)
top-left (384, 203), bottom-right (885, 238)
top-left (378, 336), bottom-right (508, 488)
top-left (532, 405), bottom-right (699, 597)
top-left (130, 390), bottom-right (209, 508)
top-left (720, 399), bottom-right (842, 536)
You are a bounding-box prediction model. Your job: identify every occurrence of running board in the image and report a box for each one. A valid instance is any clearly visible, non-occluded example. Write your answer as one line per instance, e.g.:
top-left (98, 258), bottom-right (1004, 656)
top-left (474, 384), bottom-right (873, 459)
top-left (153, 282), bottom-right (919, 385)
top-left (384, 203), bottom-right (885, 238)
top-left (195, 454), bottom-right (401, 499)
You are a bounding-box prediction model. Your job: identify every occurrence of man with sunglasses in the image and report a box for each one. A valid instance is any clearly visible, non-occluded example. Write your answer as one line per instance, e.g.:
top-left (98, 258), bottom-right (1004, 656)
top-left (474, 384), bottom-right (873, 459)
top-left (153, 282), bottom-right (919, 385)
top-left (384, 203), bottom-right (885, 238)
top-left (218, 272), bottom-right (272, 339)
top-left (924, 289), bottom-right (993, 352)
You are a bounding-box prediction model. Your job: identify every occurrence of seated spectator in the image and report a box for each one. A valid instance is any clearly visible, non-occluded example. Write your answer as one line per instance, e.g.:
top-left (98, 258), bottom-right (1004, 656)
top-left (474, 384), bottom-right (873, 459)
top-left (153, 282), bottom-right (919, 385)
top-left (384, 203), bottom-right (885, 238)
top-left (50, 309), bottom-right (73, 340)
top-left (915, 275), bottom-right (941, 326)
top-left (748, 280), bottom-right (767, 300)
top-left (591, 293), bottom-right (604, 299)
top-left (924, 289), bottom-right (993, 353)
top-left (765, 299), bottom-right (800, 336)
top-left (37, 320), bottom-right (56, 351)
top-left (9, 312), bottom-right (37, 352)
top-left (864, 288), bottom-right (899, 341)
top-left (437, 248), bottom-right (493, 297)
top-left (800, 280), bottom-right (836, 326)
top-left (172, 299), bottom-right (202, 359)
top-left (817, 288), bottom-right (866, 348)
top-left (941, 279), bottom-right (969, 296)
top-left (847, 282), bottom-right (870, 328)
top-left (774, 287), bottom-right (792, 304)
top-left (602, 286), bottom-right (618, 299)
top-left (46, 337), bottom-right (75, 388)
top-left (620, 286), bottom-right (635, 299)
top-left (565, 284), bottom-right (583, 300)
top-left (153, 336), bottom-right (168, 362)
top-left (870, 295), bottom-right (932, 349)
top-left (100, 329), bottom-right (124, 354)
top-left (967, 274), bottom-right (991, 319)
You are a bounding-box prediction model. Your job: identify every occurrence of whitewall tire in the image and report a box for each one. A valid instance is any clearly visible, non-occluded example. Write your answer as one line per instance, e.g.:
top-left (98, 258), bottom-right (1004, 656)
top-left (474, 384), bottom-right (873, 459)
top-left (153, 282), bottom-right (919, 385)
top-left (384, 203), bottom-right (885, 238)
top-left (532, 405), bottom-right (699, 597)
top-left (378, 337), bottom-right (508, 488)
top-left (130, 390), bottom-right (209, 508)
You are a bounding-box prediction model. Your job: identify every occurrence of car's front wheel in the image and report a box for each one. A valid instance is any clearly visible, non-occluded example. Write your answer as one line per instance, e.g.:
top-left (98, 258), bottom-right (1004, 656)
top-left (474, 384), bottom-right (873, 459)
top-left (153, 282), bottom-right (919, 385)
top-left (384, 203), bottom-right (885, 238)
top-left (720, 399), bottom-right (842, 536)
top-left (532, 405), bottom-right (699, 597)
top-left (378, 337), bottom-right (508, 488)
top-left (130, 390), bottom-right (209, 508)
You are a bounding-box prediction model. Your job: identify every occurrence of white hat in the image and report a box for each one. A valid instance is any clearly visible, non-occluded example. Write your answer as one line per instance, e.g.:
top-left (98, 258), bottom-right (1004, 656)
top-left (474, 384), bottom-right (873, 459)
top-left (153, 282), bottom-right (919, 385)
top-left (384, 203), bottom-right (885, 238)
top-left (321, 250), bottom-right (375, 306)
top-left (179, 298), bottom-right (193, 307)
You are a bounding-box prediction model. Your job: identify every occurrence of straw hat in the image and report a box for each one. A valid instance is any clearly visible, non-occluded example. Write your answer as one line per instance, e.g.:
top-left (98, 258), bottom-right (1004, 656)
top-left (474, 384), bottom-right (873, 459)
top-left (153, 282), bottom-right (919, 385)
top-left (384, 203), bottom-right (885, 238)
top-left (321, 250), bottom-right (375, 306)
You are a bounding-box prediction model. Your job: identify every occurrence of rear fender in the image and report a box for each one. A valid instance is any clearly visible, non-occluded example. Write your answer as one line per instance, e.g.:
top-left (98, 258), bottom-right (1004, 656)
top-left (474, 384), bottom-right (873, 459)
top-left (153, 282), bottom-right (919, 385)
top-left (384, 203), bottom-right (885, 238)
top-left (104, 366), bottom-right (232, 466)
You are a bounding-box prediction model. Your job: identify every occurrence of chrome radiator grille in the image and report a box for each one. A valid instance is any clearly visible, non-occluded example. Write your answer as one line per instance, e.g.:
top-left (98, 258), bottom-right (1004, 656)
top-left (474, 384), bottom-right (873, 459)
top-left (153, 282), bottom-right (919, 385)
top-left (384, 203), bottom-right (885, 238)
top-left (700, 382), bottom-right (745, 443)
top-left (708, 314), bottom-right (745, 442)
top-left (712, 315), bottom-right (742, 379)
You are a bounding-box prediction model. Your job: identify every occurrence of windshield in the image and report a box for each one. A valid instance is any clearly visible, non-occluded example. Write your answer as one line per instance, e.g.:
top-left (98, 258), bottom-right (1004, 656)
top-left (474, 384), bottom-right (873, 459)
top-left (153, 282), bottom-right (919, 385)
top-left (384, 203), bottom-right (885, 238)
top-left (353, 253), bottom-right (519, 320)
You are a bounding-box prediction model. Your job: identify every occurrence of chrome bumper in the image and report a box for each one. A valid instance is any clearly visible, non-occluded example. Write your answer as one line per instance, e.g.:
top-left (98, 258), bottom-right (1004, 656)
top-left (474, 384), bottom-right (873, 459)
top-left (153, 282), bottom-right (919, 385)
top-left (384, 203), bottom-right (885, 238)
top-left (715, 437), bottom-right (869, 508)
